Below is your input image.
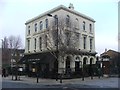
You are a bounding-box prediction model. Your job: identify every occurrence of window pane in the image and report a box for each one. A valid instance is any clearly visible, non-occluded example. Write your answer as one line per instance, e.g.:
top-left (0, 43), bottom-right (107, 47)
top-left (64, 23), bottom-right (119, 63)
top-left (90, 24), bottom-right (92, 32)
top-left (28, 26), bottom-right (30, 35)
top-left (83, 36), bottom-right (86, 49)
top-left (40, 21), bottom-right (43, 30)
top-left (34, 38), bottom-right (36, 49)
top-left (90, 38), bottom-right (92, 50)
top-left (54, 15), bottom-right (58, 25)
top-left (39, 37), bottom-right (42, 50)
top-left (66, 15), bottom-right (70, 26)
top-left (83, 21), bottom-right (85, 30)
top-left (45, 19), bottom-right (48, 28)
top-left (35, 23), bottom-right (37, 32)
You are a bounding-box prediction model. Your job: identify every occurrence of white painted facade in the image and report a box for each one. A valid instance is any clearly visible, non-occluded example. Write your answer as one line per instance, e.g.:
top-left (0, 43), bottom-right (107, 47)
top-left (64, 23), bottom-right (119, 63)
top-left (25, 4), bottom-right (97, 74)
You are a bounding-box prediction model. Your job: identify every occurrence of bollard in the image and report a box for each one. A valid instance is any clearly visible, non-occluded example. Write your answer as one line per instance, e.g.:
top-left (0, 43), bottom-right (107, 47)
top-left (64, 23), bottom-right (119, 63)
top-left (37, 74), bottom-right (39, 83)
top-left (60, 74), bottom-right (62, 83)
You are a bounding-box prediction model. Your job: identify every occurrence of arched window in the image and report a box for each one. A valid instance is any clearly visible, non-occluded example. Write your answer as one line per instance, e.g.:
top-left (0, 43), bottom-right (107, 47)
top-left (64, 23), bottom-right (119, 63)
top-left (40, 21), bottom-right (43, 30)
top-left (54, 15), bottom-right (58, 25)
top-left (89, 24), bottom-right (92, 32)
top-left (83, 21), bottom-right (85, 30)
top-left (66, 15), bottom-right (70, 26)
top-left (35, 23), bottom-right (37, 32)
top-left (90, 58), bottom-right (93, 65)
top-left (45, 19), bottom-right (48, 28)
top-left (83, 57), bottom-right (87, 65)
top-left (75, 18), bottom-right (79, 29)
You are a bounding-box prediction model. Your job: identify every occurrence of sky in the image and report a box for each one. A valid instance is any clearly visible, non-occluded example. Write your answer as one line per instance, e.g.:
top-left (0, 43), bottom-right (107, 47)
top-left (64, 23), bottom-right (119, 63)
top-left (0, 0), bottom-right (119, 55)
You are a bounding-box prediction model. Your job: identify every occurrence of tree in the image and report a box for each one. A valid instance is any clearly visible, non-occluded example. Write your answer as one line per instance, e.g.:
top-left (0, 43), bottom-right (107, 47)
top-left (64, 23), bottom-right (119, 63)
top-left (2, 37), bottom-right (10, 68)
top-left (47, 17), bottom-right (79, 58)
top-left (46, 16), bottom-right (80, 80)
top-left (8, 35), bottom-right (22, 80)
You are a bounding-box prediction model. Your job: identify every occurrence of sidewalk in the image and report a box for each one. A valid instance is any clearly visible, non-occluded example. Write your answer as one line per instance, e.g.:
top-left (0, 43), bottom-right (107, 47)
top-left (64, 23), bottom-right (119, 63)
top-left (2, 75), bottom-right (119, 88)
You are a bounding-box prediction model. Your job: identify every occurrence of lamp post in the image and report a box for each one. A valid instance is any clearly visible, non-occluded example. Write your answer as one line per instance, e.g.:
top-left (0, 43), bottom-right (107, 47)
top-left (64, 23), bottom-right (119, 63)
top-left (47, 14), bottom-right (59, 82)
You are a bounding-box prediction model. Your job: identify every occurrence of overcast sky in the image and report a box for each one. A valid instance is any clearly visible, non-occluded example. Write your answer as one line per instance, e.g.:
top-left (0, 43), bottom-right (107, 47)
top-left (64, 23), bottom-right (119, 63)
top-left (0, 0), bottom-right (119, 55)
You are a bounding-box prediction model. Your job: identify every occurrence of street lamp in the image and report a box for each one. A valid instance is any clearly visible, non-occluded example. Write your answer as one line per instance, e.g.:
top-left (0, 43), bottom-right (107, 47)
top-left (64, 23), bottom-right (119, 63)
top-left (47, 14), bottom-right (60, 82)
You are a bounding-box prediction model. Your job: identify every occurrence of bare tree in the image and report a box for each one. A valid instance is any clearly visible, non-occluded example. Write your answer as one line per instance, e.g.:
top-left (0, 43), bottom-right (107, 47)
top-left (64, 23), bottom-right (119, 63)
top-left (46, 17), bottom-right (79, 58)
top-left (45, 16), bottom-right (80, 81)
top-left (2, 37), bottom-right (10, 69)
top-left (8, 35), bottom-right (22, 80)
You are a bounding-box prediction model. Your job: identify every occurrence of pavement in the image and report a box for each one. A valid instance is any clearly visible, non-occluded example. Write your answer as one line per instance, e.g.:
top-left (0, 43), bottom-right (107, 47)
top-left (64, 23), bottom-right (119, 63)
top-left (2, 75), bottom-right (119, 88)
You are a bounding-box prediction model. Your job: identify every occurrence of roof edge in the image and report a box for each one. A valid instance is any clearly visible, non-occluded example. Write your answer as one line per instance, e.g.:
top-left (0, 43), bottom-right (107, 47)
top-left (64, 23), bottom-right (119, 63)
top-left (25, 5), bottom-right (95, 25)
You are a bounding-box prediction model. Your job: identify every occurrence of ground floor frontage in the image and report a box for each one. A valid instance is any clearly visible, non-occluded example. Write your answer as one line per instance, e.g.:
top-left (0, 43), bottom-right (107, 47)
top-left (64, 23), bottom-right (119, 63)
top-left (20, 50), bottom-right (98, 78)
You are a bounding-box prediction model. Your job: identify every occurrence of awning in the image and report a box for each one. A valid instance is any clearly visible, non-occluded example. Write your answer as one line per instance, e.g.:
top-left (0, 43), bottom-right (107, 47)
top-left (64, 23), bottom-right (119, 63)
top-left (18, 52), bottom-right (56, 64)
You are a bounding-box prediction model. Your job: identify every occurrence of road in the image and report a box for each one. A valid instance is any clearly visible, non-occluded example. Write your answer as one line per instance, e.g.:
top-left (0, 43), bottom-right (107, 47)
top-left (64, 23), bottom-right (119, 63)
top-left (1, 76), bottom-right (119, 90)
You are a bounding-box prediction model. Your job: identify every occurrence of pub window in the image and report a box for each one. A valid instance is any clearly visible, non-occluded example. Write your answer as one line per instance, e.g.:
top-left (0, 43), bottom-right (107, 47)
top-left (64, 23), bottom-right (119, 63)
top-left (83, 21), bottom-right (85, 30)
top-left (90, 38), bottom-right (92, 50)
top-left (39, 37), bottom-right (42, 50)
top-left (89, 24), bottom-right (92, 32)
top-left (28, 26), bottom-right (30, 35)
top-left (40, 21), bottom-right (43, 30)
top-left (34, 38), bottom-right (36, 50)
top-left (35, 23), bottom-right (37, 32)
top-left (45, 19), bottom-right (48, 29)
top-left (27, 39), bottom-right (30, 51)
top-left (66, 15), bottom-right (70, 26)
top-left (83, 36), bottom-right (86, 49)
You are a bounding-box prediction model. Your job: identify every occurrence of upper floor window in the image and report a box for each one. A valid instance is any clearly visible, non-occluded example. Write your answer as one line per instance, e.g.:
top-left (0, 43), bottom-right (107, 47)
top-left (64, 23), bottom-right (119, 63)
top-left (45, 35), bottom-right (47, 47)
top-left (34, 38), bottom-right (36, 50)
top-left (83, 21), bottom-right (85, 30)
top-left (89, 24), bottom-right (92, 32)
top-left (66, 15), bottom-right (70, 26)
top-left (54, 15), bottom-right (58, 25)
top-left (45, 19), bottom-right (48, 29)
top-left (35, 23), bottom-right (37, 32)
top-left (40, 21), bottom-right (43, 30)
top-left (83, 36), bottom-right (86, 49)
top-left (65, 32), bottom-right (70, 46)
top-left (75, 18), bottom-right (79, 29)
top-left (39, 37), bottom-right (42, 50)
top-left (27, 39), bottom-right (30, 51)
top-left (90, 38), bottom-right (92, 50)
top-left (28, 26), bottom-right (30, 35)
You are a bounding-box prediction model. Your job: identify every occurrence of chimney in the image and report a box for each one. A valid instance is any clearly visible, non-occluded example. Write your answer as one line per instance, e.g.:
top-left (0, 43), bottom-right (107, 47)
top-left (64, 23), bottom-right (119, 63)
top-left (68, 3), bottom-right (74, 10)
top-left (105, 48), bottom-right (107, 52)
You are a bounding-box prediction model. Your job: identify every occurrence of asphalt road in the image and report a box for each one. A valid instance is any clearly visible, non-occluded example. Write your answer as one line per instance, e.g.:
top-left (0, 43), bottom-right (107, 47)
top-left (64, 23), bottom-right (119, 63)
top-left (2, 80), bottom-right (100, 88)
top-left (1, 76), bottom-right (119, 90)
top-left (2, 80), bottom-right (119, 90)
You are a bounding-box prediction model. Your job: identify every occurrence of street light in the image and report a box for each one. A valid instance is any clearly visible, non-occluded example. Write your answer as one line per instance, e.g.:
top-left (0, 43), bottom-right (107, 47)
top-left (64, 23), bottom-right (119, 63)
top-left (47, 14), bottom-right (60, 82)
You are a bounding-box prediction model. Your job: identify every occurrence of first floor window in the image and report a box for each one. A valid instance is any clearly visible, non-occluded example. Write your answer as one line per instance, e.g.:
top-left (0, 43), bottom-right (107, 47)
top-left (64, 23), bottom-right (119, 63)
top-left (34, 38), bottom-right (36, 50)
top-left (45, 35), bottom-right (47, 47)
top-left (83, 36), bottom-right (86, 49)
top-left (27, 39), bottom-right (30, 51)
top-left (39, 37), bottom-right (42, 50)
top-left (90, 38), bottom-right (92, 50)
top-left (66, 32), bottom-right (70, 46)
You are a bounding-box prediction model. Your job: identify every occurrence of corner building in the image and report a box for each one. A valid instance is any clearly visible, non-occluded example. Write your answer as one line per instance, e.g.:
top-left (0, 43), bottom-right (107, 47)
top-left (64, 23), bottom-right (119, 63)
top-left (23, 4), bottom-right (97, 78)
